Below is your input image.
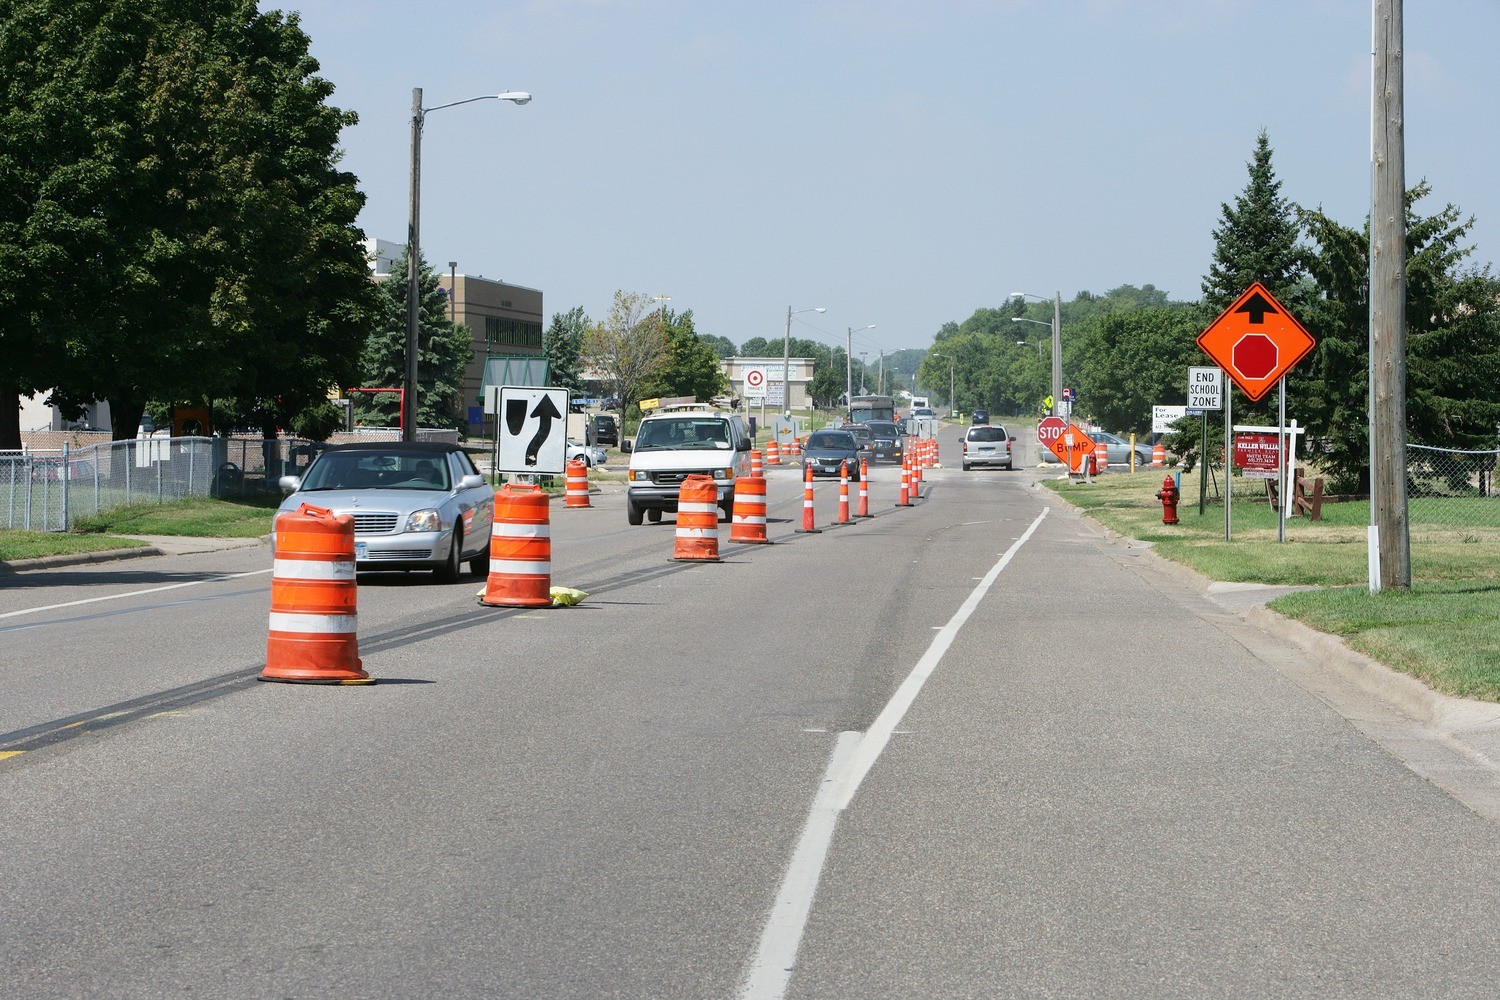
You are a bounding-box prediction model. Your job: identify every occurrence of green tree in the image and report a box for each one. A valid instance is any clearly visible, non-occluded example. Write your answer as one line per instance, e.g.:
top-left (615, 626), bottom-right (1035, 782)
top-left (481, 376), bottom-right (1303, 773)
top-left (739, 337), bottom-right (773, 357)
top-left (582, 291), bottom-right (669, 414)
top-left (1298, 184), bottom-right (1500, 489)
top-left (544, 306), bottom-right (588, 393)
top-left (1071, 306), bottom-right (1204, 433)
top-left (640, 309), bottom-right (727, 402)
top-left (357, 249), bottom-right (472, 430)
top-left (1202, 129), bottom-right (1305, 313)
top-left (0, 0), bottom-right (376, 446)
top-left (698, 334), bottom-right (736, 359)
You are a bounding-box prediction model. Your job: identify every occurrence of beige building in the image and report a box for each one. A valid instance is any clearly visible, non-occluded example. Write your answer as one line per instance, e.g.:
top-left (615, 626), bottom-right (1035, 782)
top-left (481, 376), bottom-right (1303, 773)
top-left (721, 357), bottom-right (815, 411)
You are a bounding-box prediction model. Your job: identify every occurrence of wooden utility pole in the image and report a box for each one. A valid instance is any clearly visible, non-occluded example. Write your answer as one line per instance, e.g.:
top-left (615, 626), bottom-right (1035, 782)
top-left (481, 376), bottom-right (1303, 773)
top-left (1370, 0), bottom-right (1409, 590)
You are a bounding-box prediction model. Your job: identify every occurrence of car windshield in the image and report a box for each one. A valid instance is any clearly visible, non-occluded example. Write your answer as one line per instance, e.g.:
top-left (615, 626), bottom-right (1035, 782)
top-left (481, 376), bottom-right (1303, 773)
top-left (634, 417), bottom-right (731, 451)
top-left (968, 427), bottom-right (1006, 442)
top-left (845, 426), bottom-right (873, 443)
top-left (807, 431), bottom-right (854, 450)
top-left (867, 422), bottom-right (899, 438)
top-left (300, 452), bottom-right (451, 491)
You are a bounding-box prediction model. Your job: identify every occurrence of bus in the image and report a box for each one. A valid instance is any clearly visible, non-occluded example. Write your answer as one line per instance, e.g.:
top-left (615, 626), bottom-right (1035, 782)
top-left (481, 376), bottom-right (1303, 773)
top-left (848, 394), bottom-right (895, 424)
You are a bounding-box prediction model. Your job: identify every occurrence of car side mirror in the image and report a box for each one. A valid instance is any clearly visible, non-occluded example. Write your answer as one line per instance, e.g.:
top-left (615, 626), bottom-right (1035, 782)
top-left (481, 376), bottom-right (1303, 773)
top-left (622, 439), bottom-right (633, 454)
top-left (278, 475), bottom-right (301, 493)
top-left (459, 474), bottom-right (485, 490)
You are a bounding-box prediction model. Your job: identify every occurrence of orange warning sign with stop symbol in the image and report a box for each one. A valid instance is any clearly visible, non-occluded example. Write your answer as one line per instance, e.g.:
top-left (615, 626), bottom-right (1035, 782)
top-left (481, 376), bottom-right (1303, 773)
top-left (1196, 282), bottom-right (1315, 402)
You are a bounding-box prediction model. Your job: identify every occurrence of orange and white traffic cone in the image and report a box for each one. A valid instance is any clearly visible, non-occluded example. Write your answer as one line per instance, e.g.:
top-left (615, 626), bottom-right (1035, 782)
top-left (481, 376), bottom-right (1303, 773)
top-left (564, 458), bottom-right (591, 508)
top-left (729, 474), bottom-right (771, 544)
top-left (834, 460), bottom-right (852, 526)
top-left (750, 449), bottom-right (763, 478)
top-left (795, 461), bottom-right (820, 534)
top-left (480, 484), bottom-right (553, 607)
top-left (672, 474), bottom-right (721, 561)
top-left (789, 436), bottom-right (802, 459)
top-left (897, 455), bottom-right (912, 507)
top-left (262, 503), bottom-right (371, 685)
top-left (856, 457), bottom-right (871, 517)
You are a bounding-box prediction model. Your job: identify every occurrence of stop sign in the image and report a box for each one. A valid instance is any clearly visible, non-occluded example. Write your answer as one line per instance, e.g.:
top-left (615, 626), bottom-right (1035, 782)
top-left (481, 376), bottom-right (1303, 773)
top-left (1231, 333), bottom-right (1278, 381)
top-left (1037, 416), bottom-right (1066, 452)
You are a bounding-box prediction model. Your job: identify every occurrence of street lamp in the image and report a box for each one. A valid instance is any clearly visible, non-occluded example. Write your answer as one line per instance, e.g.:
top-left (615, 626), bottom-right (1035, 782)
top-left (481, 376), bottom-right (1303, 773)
top-left (846, 324), bottom-right (875, 411)
top-left (1011, 318), bottom-right (1049, 359)
top-left (1010, 291), bottom-right (1061, 417)
top-left (405, 88), bottom-right (531, 441)
top-left (782, 305), bottom-right (826, 417)
top-left (930, 351), bottom-right (956, 416)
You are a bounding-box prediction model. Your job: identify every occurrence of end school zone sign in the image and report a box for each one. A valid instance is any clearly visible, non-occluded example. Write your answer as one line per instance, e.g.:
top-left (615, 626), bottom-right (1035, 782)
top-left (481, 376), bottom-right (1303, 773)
top-left (1187, 366), bottom-right (1223, 411)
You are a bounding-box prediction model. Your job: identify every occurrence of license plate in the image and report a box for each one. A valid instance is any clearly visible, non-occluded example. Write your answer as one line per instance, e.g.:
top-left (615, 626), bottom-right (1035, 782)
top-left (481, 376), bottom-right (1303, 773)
top-left (355, 541), bottom-right (367, 560)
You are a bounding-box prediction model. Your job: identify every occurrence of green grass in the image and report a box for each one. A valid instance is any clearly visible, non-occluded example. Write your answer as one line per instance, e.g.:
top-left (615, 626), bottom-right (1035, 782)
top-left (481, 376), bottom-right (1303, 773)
top-left (72, 493), bottom-right (282, 538)
top-left (1044, 469), bottom-right (1500, 701)
top-left (0, 530), bottom-right (150, 562)
top-left (1269, 583), bottom-right (1500, 701)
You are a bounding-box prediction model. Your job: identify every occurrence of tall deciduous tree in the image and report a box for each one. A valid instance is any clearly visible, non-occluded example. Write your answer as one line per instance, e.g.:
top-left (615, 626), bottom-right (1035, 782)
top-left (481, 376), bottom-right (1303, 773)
top-left (357, 249), bottom-right (472, 430)
top-left (0, 0), bottom-right (377, 446)
top-left (640, 309), bottom-right (727, 403)
top-left (544, 306), bottom-right (589, 393)
top-left (582, 291), bottom-right (669, 414)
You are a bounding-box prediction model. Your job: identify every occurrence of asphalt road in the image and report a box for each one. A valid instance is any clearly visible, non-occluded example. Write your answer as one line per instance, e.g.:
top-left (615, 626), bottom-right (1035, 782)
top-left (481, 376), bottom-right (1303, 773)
top-left (3, 428), bottom-right (1498, 999)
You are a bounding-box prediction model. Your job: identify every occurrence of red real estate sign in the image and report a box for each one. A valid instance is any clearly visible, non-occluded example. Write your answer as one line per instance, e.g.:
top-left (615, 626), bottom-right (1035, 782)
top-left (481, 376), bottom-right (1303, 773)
top-left (1233, 432), bottom-right (1281, 479)
top-left (1196, 282), bottom-right (1315, 402)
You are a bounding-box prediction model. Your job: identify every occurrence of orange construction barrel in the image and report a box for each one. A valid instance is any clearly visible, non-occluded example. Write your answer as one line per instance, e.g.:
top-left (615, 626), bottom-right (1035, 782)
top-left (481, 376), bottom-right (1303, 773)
top-left (262, 503), bottom-right (371, 685)
top-left (672, 474), bottom-right (721, 561)
top-left (480, 484), bottom-right (553, 607)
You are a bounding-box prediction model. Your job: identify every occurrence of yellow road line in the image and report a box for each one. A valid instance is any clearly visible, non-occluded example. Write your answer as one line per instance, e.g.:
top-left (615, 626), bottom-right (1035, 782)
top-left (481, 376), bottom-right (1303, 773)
top-left (0, 751), bottom-right (25, 762)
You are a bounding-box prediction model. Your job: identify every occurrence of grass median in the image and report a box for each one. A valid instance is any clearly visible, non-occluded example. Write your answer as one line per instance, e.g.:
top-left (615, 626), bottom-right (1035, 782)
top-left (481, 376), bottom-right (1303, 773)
top-left (1, 494), bottom-right (281, 565)
top-left (1043, 467), bottom-right (1500, 702)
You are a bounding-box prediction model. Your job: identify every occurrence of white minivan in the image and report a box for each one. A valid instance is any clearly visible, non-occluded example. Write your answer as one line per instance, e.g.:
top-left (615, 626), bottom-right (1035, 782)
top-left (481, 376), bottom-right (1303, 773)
top-left (625, 406), bottom-right (753, 525)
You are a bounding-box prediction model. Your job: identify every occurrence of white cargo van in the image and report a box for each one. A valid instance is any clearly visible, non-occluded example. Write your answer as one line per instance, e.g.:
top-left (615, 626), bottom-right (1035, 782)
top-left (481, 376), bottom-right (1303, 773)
top-left (625, 406), bottom-right (753, 525)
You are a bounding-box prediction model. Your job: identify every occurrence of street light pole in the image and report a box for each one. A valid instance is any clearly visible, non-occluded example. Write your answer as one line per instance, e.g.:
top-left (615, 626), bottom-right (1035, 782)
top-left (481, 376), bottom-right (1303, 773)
top-left (846, 324), bottom-right (875, 413)
top-left (405, 87), bottom-right (531, 441)
top-left (783, 305), bottom-right (826, 417)
top-left (1011, 291), bottom-right (1063, 416)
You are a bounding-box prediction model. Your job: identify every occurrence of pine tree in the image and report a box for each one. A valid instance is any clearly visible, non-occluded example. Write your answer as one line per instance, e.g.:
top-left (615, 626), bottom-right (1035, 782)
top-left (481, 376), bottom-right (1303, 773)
top-left (1202, 129), bottom-right (1304, 311)
top-left (543, 307), bottom-right (588, 393)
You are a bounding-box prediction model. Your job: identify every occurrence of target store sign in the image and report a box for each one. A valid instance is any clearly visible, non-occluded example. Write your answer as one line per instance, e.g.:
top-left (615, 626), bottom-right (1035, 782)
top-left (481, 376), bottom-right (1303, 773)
top-left (1196, 282), bottom-right (1314, 402)
top-left (743, 366), bottom-right (767, 398)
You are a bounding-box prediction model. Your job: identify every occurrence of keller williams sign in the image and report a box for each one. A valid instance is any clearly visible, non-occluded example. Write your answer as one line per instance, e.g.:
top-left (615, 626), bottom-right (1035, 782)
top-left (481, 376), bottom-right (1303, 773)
top-left (1234, 432), bottom-right (1281, 479)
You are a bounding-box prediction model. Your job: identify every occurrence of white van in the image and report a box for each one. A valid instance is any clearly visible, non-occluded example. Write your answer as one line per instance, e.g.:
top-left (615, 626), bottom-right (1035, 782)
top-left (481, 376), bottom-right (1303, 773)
top-left (625, 407), bottom-right (753, 525)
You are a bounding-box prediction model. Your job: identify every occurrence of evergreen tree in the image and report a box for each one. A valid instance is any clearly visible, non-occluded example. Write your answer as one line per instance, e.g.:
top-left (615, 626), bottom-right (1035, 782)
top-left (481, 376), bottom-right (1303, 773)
top-left (357, 249), bottom-right (472, 431)
top-left (1202, 129), bottom-right (1304, 312)
top-left (543, 306), bottom-right (588, 393)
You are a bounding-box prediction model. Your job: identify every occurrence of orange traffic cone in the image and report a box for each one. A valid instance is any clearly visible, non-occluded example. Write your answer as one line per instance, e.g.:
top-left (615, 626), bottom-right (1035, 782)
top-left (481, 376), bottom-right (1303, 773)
top-left (796, 461), bottom-right (820, 534)
top-left (262, 503), bottom-right (371, 684)
top-left (672, 474), bottom-right (721, 561)
top-left (480, 484), bottom-right (553, 607)
top-left (856, 457), bottom-right (871, 518)
top-left (564, 458), bottom-right (591, 508)
top-left (750, 449), bottom-right (763, 478)
top-left (897, 454), bottom-right (912, 507)
top-left (834, 460), bottom-right (852, 526)
top-left (729, 474), bottom-right (771, 544)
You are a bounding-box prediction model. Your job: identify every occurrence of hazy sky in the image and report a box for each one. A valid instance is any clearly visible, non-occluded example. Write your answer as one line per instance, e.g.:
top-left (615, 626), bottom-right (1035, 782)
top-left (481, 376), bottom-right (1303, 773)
top-left (278, 1), bottom-right (1498, 358)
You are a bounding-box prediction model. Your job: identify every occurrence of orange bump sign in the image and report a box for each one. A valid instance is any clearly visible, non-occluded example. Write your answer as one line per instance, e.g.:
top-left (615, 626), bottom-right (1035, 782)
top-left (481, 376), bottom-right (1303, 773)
top-left (1196, 282), bottom-right (1314, 402)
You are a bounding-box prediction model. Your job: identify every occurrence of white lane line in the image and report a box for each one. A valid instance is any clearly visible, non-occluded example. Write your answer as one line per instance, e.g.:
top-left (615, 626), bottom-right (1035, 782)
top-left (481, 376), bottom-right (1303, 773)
top-left (739, 507), bottom-right (1049, 1000)
top-left (0, 569), bottom-right (274, 621)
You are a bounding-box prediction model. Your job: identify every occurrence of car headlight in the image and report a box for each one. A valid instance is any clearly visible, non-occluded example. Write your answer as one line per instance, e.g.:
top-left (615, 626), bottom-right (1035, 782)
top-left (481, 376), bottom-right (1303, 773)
top-left (714, 468), bottom-right (732, 480)
top-left (405, 508), bottom-right (441, 532)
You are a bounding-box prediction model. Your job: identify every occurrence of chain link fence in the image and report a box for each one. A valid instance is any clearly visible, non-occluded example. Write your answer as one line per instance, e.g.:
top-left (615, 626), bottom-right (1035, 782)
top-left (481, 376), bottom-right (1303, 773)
top-left (2, 436), bottom-right (320, 532)
top-left (1408, 445), bottom-right (1500, 533)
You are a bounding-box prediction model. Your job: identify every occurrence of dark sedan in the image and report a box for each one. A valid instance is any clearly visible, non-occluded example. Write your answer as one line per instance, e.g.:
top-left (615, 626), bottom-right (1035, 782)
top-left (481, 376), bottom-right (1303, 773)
top-left (801, 429), bottom-right (863, 479)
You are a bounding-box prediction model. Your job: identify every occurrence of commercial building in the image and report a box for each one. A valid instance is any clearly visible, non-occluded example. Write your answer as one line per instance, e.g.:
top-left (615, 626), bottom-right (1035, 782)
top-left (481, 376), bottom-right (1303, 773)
top-left (720, 357), bottom-right (815, 412)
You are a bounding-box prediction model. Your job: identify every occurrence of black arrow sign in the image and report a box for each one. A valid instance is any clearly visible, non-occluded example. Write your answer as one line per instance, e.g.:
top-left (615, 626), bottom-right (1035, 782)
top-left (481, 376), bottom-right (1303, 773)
top-left (1235, 291), bottom-right (1279, 324)
top-left (524, 394), bottom-right (562, 466)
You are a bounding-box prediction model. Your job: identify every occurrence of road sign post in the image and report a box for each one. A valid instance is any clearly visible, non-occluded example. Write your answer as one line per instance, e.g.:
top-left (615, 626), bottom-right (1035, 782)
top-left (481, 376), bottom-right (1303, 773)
top-left (1036, 415), bottom-right (1066, 467)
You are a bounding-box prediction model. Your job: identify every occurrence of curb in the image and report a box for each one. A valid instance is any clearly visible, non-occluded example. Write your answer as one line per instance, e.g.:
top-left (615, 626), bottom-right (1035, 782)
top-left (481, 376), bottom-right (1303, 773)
top-left (1, 545), bottom-right (165, 573)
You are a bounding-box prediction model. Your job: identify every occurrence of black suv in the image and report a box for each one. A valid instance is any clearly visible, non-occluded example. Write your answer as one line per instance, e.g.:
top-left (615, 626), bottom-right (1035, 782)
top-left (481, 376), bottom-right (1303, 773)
top-left (971, 409), bottom-right (990, 425)
top-left (588, 413), bottom-right (618, 447)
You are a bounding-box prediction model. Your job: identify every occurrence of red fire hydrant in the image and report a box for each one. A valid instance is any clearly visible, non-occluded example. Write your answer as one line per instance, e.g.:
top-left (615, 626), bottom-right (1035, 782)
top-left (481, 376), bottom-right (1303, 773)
top-left (1156, 475), bottom-right (1180, 525)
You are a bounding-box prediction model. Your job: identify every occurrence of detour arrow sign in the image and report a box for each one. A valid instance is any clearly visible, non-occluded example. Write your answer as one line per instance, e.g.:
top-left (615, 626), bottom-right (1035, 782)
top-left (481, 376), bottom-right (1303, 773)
top-left (1195, 282), bottom-right (1314, 402)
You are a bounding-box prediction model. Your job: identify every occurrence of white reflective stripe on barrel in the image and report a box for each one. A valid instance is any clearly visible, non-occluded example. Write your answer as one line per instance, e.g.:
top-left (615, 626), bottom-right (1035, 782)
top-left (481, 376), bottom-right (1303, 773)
top-left (273, 558), bottom-right (355, 581)
top-left (677, 501), bottom-right (718, 515)
top-left (268, 611), bottom-right (357, 634)
top-left (491, 559), bottom-right (551, 575)
top-left (493, 522), bottom-right (551, 538)
top-left (733, 514), bottom-right (767, 525)
top-left (676, 527), bottom-right (715, 538)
